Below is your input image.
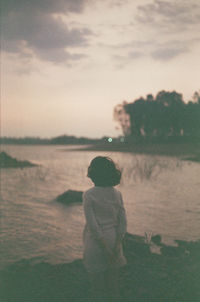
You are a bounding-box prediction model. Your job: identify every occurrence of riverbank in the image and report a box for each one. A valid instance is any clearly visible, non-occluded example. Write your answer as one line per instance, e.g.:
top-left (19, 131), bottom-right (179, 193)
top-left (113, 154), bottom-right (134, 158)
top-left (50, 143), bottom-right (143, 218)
top-left (68, 142), bottom-right (200, 158)
top-left (1, 233), bottom-right (199, 302)
top-left (0, 151), bottom-right (38, 168)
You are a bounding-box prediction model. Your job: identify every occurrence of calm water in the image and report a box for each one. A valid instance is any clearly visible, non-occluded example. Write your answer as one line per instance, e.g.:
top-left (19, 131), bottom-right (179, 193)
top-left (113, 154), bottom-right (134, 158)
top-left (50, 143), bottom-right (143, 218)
top-left (1, 144), bottom-right (200, 268)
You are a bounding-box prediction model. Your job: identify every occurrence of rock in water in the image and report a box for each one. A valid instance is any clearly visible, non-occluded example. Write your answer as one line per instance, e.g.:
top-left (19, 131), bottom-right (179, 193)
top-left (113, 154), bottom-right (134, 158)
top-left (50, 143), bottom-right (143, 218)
top-left (56, 190), bottom-right (83, 204)
top-left (0, 151), bottom-right (37, 168)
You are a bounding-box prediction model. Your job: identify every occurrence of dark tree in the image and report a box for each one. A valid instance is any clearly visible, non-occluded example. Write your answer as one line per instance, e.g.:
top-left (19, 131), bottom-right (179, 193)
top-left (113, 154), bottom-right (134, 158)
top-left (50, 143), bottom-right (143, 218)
top-left (114, 90), bottom-right (200, 141)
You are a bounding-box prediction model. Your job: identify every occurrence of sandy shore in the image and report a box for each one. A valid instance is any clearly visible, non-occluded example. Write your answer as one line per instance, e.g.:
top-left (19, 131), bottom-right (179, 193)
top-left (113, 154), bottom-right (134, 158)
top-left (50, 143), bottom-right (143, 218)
top-left (1, 233), bottom-right (200, 302)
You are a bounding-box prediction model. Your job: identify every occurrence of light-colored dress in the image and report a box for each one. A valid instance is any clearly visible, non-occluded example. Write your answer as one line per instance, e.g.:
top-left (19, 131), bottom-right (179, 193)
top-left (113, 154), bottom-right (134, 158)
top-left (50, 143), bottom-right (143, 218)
top-left (82, 186), bottom-right (127, 273)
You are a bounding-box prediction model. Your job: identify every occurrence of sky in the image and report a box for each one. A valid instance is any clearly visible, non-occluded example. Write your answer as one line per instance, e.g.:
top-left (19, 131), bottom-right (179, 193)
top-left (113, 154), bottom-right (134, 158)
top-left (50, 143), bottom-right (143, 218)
top-left (1, 0), bottom-right (200, 138)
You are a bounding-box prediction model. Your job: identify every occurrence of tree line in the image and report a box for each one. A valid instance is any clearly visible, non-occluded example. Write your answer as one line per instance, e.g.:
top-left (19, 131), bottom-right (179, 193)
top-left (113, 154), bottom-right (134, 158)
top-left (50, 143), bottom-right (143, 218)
top-left (0, 135), bottom-right (116, 145)
top-left (0, 135), bottom-right (101, 145)
top-left (114, 90), bottom-right (200, 142)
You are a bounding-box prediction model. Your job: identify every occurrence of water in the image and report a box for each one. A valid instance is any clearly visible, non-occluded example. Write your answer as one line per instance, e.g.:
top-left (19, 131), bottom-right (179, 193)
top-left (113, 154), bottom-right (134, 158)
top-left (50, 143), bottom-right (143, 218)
top-left (1, 144), bottom-right (200, 269)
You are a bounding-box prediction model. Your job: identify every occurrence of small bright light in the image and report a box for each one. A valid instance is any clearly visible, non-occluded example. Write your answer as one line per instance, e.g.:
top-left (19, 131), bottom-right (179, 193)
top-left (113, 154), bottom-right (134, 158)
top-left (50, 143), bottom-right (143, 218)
top-left (108, 137), bottom-right (112, 143)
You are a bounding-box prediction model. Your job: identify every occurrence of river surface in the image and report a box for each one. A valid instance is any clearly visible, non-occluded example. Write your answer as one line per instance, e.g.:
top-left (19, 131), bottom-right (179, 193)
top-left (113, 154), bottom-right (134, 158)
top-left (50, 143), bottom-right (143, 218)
top-left (1, 144), bottom-right (200, 268)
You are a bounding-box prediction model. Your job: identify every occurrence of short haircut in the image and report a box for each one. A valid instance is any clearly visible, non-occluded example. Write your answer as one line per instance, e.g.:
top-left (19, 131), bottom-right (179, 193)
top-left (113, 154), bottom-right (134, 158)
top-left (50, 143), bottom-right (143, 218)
top-left (87, 156), bottom-right (121, 187)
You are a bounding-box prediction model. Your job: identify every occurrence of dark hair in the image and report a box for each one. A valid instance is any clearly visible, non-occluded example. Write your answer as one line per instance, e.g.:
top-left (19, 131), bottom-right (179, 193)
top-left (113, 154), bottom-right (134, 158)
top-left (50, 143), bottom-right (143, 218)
top-left (87, 156), bottom-right (121, 187)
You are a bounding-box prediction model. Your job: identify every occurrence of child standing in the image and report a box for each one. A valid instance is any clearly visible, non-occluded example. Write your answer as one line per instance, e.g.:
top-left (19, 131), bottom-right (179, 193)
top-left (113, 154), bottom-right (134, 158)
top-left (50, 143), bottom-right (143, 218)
top-left (82, 156), bottom-right (127, 302)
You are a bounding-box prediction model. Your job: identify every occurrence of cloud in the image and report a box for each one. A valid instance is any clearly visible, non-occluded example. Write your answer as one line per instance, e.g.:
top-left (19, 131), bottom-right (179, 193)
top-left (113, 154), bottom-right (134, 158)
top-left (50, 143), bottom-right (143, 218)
top-left (136, 0), bottom-right (200, 32)
top-left (128, 51), bottom-right (144, 59)
top-left (1, 0), bottom-right (87, 15)
top-left (1, 0), bottom-right (92, 63)
top-left (108, 0), bottom-right (200, 64)
top-left (112, 50), bottom-right (144, 69)
top-left (110, 37), bottom-right (197, 66)
top-left (151, 46), bottom-right (188, 61)
top-left (102, 39), bottom-right (155, 50)
top-left (108, 0), bottom-right (130, 7)
top-left (34, 48), bottom-right (87, 64)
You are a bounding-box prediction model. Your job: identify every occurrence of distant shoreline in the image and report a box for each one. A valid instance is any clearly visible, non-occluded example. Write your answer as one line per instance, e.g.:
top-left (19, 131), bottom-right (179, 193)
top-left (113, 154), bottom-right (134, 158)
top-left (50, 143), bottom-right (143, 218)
top-left (64, 142), bottom-right (200, 158)
top-left (1, 141), bottom-right (200, 159)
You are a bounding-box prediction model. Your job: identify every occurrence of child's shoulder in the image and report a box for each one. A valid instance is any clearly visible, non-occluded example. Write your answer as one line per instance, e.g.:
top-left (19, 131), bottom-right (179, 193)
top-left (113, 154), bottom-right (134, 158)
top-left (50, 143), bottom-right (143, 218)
top-left (83, 186), bottom-right (122, 198)
top-left (83, 187), bottom-right (96, 198)
top-left (84, 187), bottom-right (93, 193)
